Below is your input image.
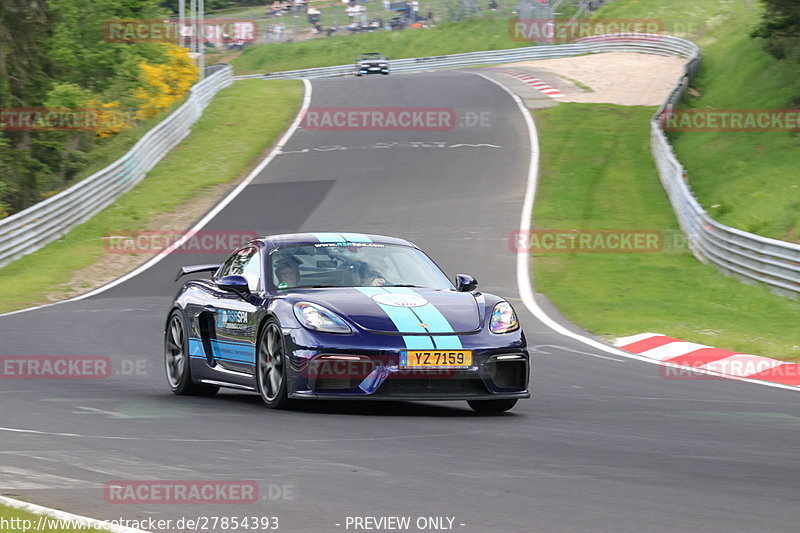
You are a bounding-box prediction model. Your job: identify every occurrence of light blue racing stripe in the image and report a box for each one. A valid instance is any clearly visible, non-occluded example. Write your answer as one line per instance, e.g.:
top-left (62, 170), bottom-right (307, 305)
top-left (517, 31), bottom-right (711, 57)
top-left (402, 335), bottom-right (435, 349)
top-left (356, 287), bottom-right (435, 349)
top-left (338, 233), bottom-right (372, 243)
top-left (311, 232), bottom-right (345, 243)
top-left (384, 287), bottom-right (464, 349)
top-left (355, 287), bottom-right (384, 297)
top-left (432, 336), bottom-right (463, 350)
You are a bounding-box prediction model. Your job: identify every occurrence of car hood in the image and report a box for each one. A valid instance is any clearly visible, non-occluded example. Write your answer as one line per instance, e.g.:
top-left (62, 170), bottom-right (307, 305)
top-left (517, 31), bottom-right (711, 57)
top-left (290, 288), bottom-right (481, 334)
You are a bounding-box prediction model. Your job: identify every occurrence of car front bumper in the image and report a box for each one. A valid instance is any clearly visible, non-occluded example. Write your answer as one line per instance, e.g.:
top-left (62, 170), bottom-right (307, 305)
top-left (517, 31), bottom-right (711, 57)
top-left (285, 328), bottom-right (530, 401)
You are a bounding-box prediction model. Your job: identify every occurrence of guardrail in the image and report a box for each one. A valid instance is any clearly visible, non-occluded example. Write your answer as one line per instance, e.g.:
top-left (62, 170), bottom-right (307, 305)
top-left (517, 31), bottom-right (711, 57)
top-left (650, 46), bottom-right (800, 297)
top-left (236, 34), bottom-right (698, 80)
top-left (0, 65), bottom-right (234, 269)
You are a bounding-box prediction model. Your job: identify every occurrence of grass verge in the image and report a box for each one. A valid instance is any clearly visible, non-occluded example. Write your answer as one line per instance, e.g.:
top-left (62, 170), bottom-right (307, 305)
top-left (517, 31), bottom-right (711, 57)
top-left (0, 503), bottom-right (110, 533)
top-left (597, 0), bottom-right (800, 242)
top-left (531, 103), bottom-right (800, 362)
top-left (231, 15), bottom-right (530, 74)
top-left (0, 79), bottom-right (303, 314)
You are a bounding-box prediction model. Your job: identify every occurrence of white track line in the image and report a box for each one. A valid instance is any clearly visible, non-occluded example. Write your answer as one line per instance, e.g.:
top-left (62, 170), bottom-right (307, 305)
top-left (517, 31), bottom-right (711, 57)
top-left (472, 71), bottom-right (799, 393)
top-left (0, 495), bottom-right (148, 533)
top-left (0, 80), bottom-right (313, 319)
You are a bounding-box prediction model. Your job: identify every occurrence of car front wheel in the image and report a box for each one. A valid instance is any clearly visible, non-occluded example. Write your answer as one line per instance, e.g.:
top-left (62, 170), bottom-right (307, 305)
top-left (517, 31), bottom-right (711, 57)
top-left (257, 319), bottom-right (290, 409)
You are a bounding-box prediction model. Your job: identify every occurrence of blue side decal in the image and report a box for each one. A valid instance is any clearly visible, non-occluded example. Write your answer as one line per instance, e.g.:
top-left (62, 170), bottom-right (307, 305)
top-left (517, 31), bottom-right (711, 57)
top-left (188, 338), bottom-right (255, 364)
top-left (188, 338), bottom-right (206, 358)
top-left (338, 233), bottom-right (372, 243)
top-left (311, 232), bottom-right (345, 243)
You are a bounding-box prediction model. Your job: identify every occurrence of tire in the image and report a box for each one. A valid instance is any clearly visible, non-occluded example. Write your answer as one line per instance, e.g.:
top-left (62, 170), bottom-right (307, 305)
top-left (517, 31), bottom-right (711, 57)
top-left (165, 310), bottom-right (219, 397)
top-left (256, 319), bottom-right (290, 409)
top-left (467, 399), bottom-right (517, 413)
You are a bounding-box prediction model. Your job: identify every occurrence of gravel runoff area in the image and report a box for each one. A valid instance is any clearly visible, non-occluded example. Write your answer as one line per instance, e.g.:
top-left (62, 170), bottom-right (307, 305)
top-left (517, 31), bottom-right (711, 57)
top-left (506, 52), bottom-right (688, 106)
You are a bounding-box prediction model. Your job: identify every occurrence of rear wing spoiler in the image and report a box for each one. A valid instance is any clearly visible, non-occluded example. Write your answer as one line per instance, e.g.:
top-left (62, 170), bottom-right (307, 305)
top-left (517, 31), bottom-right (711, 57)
top-left (175, 264), bottom-right (222, 282)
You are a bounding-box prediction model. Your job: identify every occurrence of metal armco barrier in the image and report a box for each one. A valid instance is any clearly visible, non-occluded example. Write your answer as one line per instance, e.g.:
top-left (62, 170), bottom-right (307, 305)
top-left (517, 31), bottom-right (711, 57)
top-left (0, 65), bottom-right (234, 269)
top-left (235, 34), bottom-right (698, 80)
top-left (650, 49), bottom-right (800, 297)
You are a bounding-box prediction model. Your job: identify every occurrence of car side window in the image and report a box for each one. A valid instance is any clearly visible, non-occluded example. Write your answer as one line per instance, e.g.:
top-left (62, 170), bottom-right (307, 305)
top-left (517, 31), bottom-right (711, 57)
top-left (241, 248), bottom-right (262, 291)
top-left (219, 246), bottom-right (261, 291)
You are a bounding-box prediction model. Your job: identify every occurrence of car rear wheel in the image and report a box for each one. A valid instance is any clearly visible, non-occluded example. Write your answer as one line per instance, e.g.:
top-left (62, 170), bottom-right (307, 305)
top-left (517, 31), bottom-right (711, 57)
top-left (257, 319), bottom-right (290, 409)
top-left (165, 310), bottom-right (218, 397)
top-left (467, 399), bottom-right (517, 413)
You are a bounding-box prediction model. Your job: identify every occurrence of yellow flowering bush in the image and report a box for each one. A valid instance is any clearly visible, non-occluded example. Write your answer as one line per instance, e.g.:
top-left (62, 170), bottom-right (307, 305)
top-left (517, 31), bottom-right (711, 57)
top-left (91, 100), bottom-right (135, 138)
top-left (134, 44), bottom-right (199, 119)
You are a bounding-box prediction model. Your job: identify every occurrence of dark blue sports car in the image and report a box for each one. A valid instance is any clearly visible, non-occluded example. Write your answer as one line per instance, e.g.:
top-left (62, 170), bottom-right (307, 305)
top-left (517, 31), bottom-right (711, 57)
top-left (165, 233), bottom-right (530, 412)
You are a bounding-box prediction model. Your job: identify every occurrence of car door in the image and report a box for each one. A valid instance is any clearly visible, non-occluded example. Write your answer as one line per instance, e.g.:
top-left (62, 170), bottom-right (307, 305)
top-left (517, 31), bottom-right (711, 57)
top-left (204, 245), bottom-right (262, 378)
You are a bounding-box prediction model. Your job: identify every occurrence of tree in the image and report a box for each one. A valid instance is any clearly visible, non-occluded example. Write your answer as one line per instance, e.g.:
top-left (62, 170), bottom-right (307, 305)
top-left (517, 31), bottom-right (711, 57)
top-left (753, 0), bottom-right (800, 61)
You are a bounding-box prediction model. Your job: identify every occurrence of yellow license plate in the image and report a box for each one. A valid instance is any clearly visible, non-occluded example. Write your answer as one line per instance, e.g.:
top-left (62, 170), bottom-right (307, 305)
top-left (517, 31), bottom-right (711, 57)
top-left (401, 350), bottom-right (472, 368)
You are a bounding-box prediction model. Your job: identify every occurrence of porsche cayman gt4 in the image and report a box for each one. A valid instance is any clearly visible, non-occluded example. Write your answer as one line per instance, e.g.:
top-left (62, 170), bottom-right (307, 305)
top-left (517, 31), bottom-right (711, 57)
top-left (165, 233), bottom-right (530, 412)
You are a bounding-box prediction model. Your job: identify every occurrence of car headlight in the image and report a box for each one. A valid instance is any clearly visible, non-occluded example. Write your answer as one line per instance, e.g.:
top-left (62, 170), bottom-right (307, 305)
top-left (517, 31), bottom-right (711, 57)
top-left (489, 301), bottom-right (519, 334)
top-left (379, 63), bottom-right (388, 67)
top-left (293, 302), bottom-right (351, 334)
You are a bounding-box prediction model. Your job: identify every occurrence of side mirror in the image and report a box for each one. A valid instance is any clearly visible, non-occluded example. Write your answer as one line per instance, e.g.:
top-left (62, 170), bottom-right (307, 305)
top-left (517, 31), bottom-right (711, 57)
top-left (218, 275), bottom-right (251, 296)
top-left (455, 274), bottom-right (478, 292)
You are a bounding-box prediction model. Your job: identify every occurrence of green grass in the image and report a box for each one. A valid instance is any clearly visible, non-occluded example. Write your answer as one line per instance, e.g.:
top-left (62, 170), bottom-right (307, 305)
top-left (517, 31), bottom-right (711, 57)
top-left (597, 0), bottom-right (800, 242)
top-left (231, 15), bottom-right (530, 74)
top-left (0, 503), bottom-right (110, 533)
top-left (0, 80), bottom-right (303, 314)
top-left (532, 103), bottom-right (800, 362)
top-left (593, 0), bottom-right (742, 40)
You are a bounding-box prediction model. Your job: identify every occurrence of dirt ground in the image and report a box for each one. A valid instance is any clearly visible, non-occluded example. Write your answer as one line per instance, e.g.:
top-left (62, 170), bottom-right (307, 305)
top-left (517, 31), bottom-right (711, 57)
top-left (506, 52), bottom-right (688, 106)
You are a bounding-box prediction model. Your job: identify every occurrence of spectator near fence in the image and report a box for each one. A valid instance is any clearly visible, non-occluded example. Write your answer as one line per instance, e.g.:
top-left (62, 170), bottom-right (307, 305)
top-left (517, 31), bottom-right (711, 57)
top-left (356, 3), bottom-right (368, 24)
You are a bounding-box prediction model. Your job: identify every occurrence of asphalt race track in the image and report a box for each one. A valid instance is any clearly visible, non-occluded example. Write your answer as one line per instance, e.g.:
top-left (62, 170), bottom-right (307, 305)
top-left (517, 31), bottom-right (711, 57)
top-left (1, 71), bottom-right (799, 533)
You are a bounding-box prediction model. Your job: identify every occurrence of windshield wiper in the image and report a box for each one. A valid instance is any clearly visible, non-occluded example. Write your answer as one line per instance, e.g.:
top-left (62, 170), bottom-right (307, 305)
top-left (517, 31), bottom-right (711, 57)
top-left (386, 284), bottom-right (423, 288)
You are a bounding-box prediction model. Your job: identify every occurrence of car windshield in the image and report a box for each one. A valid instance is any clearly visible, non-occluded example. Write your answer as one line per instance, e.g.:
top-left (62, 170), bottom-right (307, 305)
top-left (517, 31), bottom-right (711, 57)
top-left (269, 242), bottom-right (453, 290)
top-left (360, 53), bottom-right (384, 60)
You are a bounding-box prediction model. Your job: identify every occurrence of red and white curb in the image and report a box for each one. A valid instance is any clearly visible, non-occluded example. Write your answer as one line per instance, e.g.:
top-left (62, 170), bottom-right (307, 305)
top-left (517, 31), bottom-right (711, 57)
top-left (614, 333), bottom-right (800, 387)
top-left (501, 70), bottom-right (564, 98)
